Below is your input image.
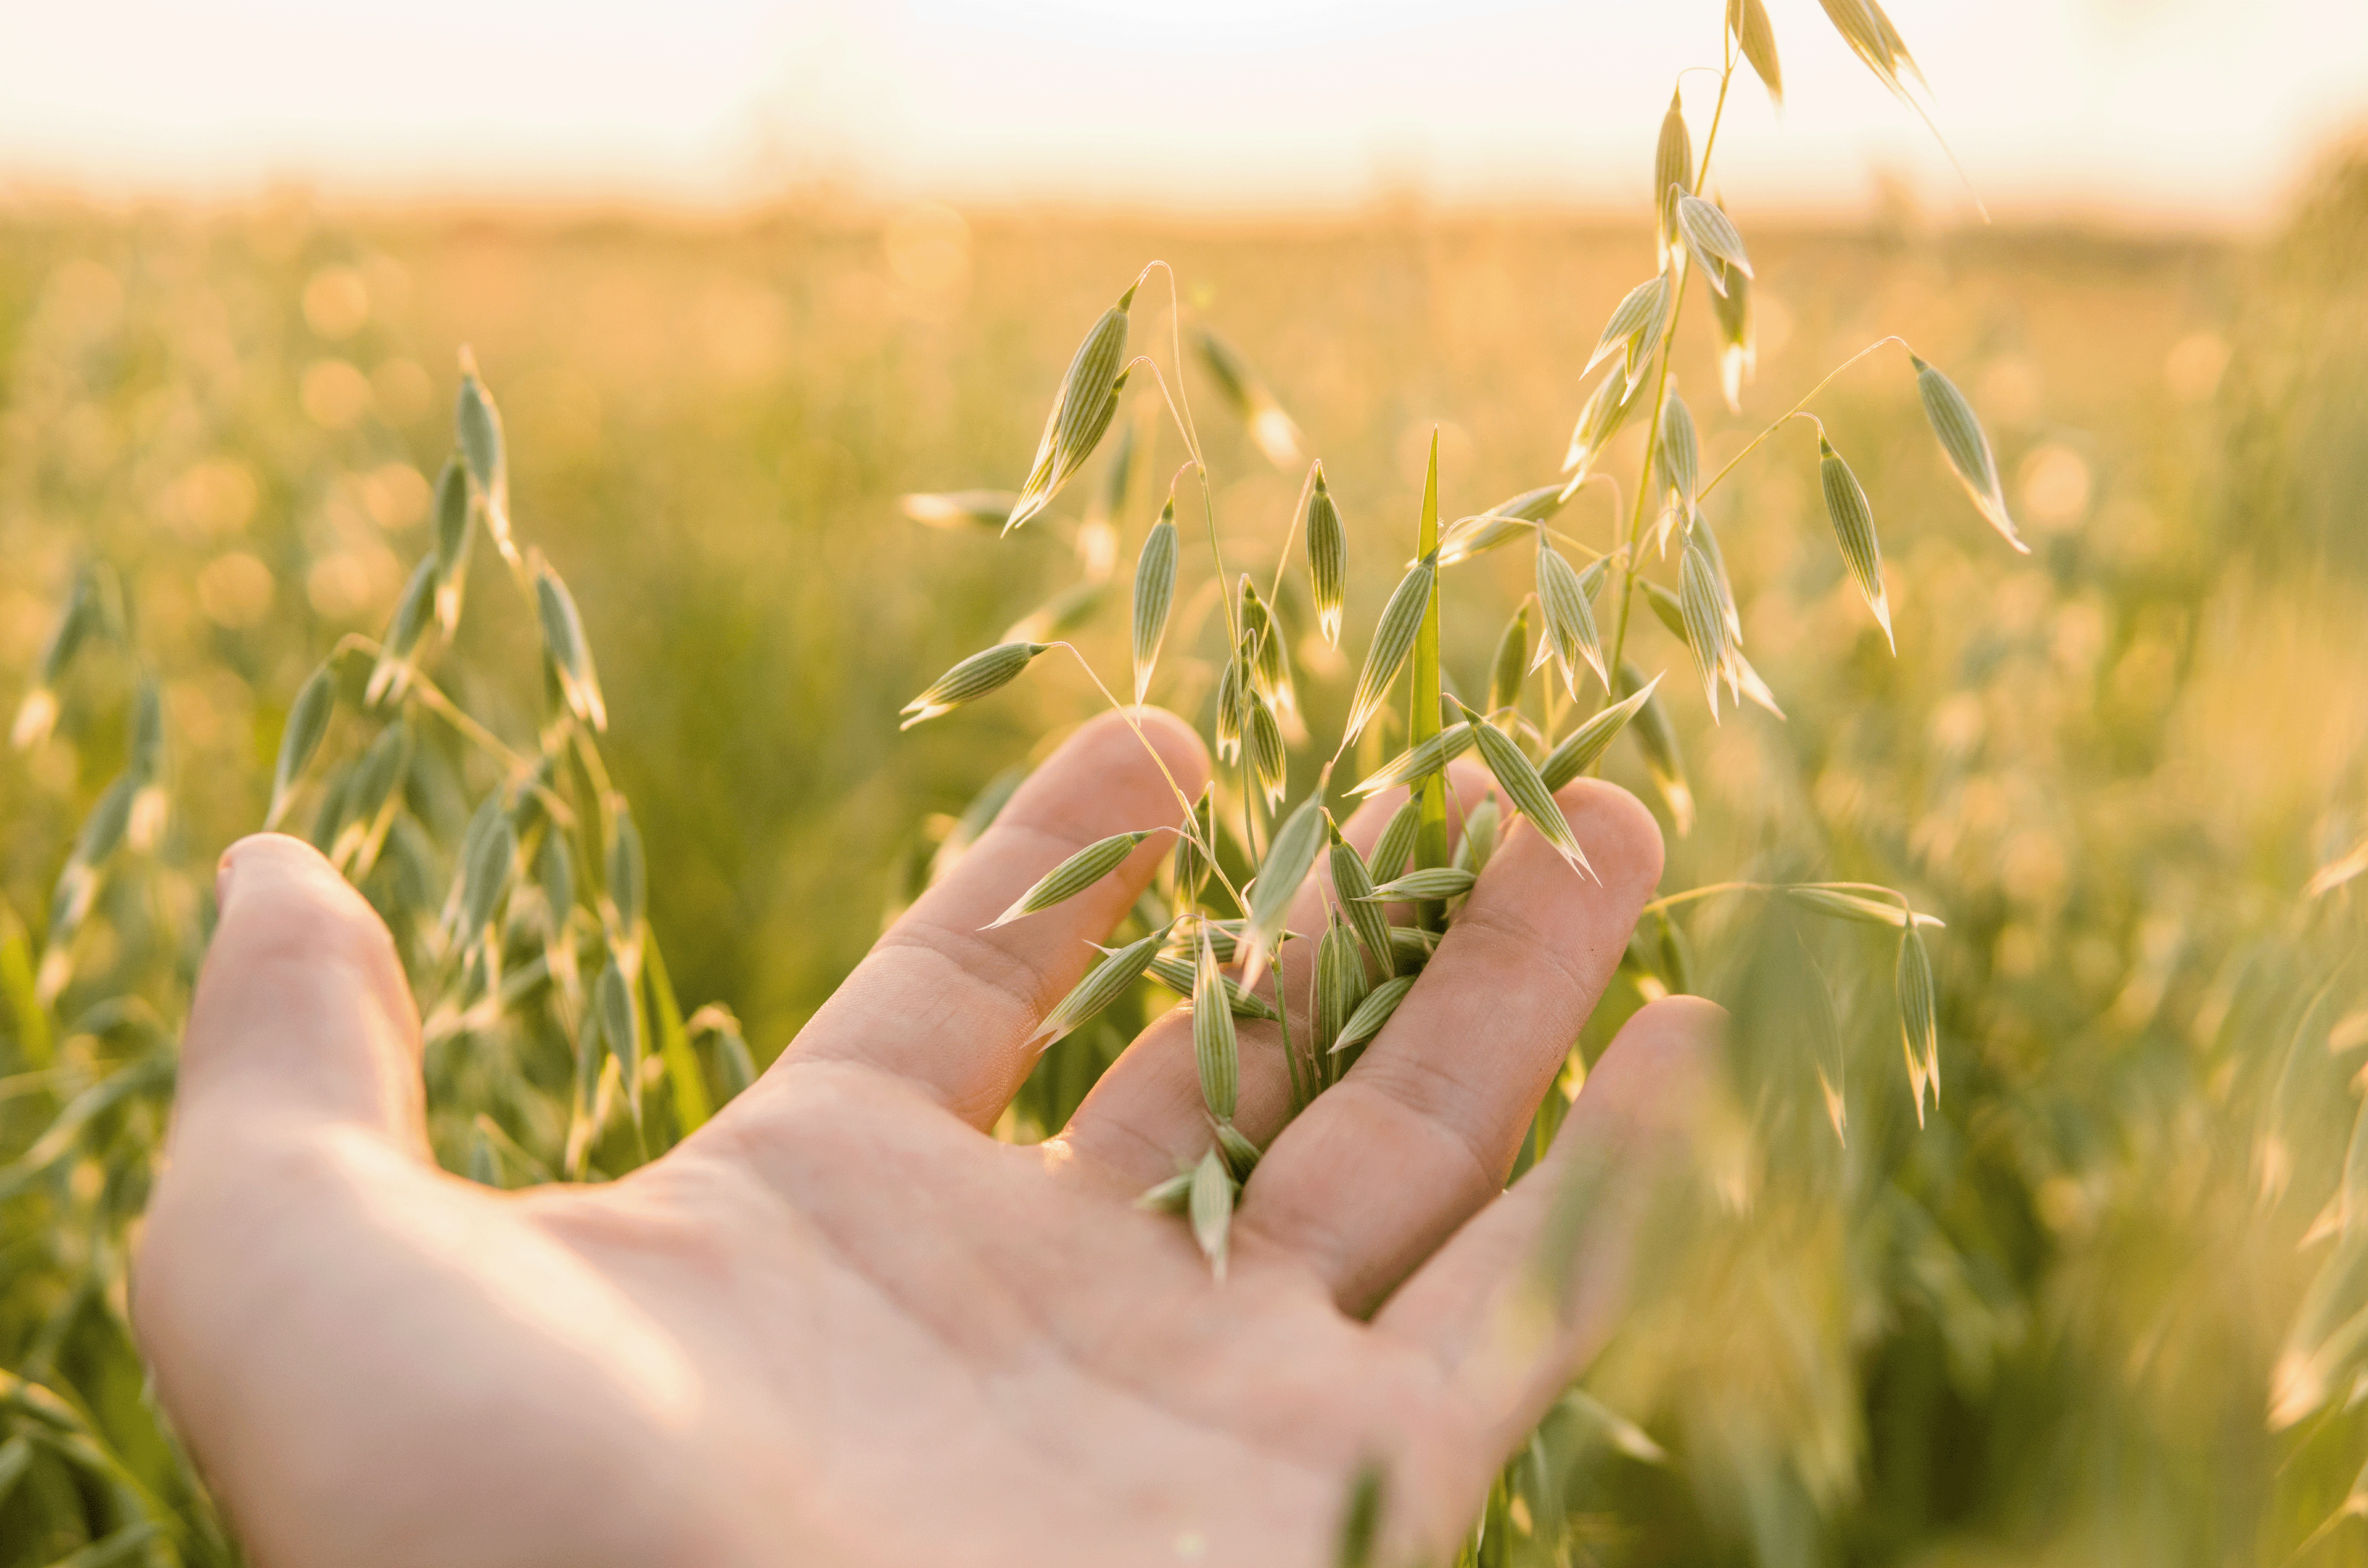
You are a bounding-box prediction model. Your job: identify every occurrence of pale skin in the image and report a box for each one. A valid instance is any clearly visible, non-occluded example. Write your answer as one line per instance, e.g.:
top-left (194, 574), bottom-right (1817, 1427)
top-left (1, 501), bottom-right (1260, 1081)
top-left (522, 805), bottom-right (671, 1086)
top-left (133, 707), bottom-right (1717, 1568)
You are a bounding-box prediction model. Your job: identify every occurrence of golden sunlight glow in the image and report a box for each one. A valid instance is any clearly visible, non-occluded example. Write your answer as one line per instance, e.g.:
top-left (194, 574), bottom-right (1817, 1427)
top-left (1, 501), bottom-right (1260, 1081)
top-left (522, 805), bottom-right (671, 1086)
top-left (0, 0), bottom-right (2362, 222)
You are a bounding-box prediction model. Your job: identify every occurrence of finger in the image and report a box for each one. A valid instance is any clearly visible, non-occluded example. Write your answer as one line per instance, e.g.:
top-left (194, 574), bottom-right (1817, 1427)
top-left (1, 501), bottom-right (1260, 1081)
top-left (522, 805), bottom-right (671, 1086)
top-left (1236, 778), bottom-right (1664, 1313)
top-left (789, 707), bottom-right (1209, 1128)
top-left (170, 832), bottom-right (428, 1158)
top-left (1373, 996), bottom-right (1717, 1450)
top-left (1056, 760), bottom-right (1495, 1191)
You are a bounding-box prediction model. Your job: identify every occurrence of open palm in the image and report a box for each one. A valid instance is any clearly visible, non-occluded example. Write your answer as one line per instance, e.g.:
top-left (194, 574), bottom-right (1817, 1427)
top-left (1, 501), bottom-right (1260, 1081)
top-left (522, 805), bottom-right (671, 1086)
top-left (134, 710), bottom-right (1711, 1568)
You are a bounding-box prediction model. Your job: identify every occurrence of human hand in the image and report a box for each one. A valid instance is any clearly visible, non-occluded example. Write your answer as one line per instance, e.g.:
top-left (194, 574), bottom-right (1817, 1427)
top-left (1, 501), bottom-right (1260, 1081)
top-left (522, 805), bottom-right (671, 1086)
top-left (133, 708), bottom-right (1714, 1567)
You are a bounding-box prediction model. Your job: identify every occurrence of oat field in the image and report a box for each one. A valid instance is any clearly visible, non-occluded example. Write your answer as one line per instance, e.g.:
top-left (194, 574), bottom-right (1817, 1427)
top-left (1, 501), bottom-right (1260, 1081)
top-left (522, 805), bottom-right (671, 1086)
top-left (6, 143), bottom-right (2368, 1564)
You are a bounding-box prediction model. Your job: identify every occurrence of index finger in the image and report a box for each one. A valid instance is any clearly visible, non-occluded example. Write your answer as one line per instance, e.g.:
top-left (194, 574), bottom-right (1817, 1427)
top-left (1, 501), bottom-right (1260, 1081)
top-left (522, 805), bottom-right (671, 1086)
top-left (770, 707), bottom-right (1209, 1128)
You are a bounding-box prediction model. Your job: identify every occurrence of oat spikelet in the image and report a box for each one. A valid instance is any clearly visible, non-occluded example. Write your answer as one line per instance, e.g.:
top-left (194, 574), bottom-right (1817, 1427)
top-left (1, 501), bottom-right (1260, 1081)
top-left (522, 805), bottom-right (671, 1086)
top-left (1818, 436), bottom-right (1894, 652)
top-left (1132, 499), bottom-right (1179, 702)
top-left (1007, 286), bottom-right (1135, 532)
top-left (989, 831), bottom-right (1155, 929)
top-left (1342, 552), bottom-right (1438, 746)
top-left (1912, 352), bottom-right (2029, 553)
top-left (1539, 675), bottom-right (1660, 791)
top-left (1306, 464), bottom-right (1347, 646)
top-left (900, 642), bottom-right (1051, 729)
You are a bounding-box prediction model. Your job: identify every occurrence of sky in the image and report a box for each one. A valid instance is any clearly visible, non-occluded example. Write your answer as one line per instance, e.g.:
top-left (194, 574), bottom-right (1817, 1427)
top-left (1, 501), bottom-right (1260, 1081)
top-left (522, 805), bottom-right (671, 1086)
top-left (2, 0), bottom-right (2364, 226)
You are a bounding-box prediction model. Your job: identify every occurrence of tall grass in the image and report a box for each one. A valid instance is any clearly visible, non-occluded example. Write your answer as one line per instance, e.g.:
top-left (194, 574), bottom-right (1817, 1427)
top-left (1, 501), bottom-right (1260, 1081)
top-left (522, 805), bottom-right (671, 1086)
top-left (4, 115), bottom-right (2368, 1566)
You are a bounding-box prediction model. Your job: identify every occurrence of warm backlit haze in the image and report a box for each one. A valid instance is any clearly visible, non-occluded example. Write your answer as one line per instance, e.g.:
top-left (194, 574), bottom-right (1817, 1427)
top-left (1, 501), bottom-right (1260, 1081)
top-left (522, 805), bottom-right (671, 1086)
top-left (10, 0), bottom-right (2368, 1562)
top-left (3, 0), bottom-right (2364, 223)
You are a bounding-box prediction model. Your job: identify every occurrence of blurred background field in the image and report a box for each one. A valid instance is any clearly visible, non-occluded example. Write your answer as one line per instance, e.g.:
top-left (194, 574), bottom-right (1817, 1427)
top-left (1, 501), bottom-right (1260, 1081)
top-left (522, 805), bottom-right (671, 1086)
top-left (0, 191), bottom-right (2290, 1039)
top-left (6, 146), bottom-right (2368, 1561)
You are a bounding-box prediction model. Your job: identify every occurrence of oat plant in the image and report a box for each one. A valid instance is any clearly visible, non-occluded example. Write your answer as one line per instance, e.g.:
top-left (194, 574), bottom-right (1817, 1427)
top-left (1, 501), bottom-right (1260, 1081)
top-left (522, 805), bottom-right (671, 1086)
top-left (904, 0), bottom-right (2012, 1255)
top-left (0, 356), bottom-right (757, 1565)
top-left (896, 2), bottom-right (2028, 1556)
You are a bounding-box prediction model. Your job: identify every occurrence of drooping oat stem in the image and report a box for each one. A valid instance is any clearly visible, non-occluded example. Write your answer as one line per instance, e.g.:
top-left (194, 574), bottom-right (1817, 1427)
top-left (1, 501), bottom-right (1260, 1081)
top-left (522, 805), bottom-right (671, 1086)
top-left (1043, 641), bottom-right (1248, 916)
top-left (305, 633), bottom-right (577, 829)
top-left (1268, 459), bottom-right (1323, 616)
top-left (1696, 336), bottom-right (1910, 501)
top-left (1638, 879), bottom-right (1944, 929)
top-left (1137, 261), bottom-right (1262, 864)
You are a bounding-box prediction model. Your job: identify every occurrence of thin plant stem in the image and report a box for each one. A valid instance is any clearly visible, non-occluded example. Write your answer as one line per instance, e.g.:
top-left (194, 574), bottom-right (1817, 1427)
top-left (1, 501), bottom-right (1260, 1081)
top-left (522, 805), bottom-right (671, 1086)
top-left (330, 636), bottom-right (580, 831)
top-left (1603, 53), bottom-right (1738, 702)
top-left (1135, 268), bottom-right (1251, 860)
top-left (1114, 263), bottom-right (1267, 885)
top-left (472, 1113), bottom-right (555, 1186)
top-left (1268, 460), bottom-right (1322, 611)
top-left (1639, 879), bottom-right (1942, 927)
top-left (1639, 880), bottom-right (1772, 916)
top-left (1046, 642), bottom-right (1250, 916)
top-left (332, 636), bottom-right (517, 769)
top-left (1697, 339), bottom-right (1909, 501)
top-left (1135, 262), bottom-right (1205, 472)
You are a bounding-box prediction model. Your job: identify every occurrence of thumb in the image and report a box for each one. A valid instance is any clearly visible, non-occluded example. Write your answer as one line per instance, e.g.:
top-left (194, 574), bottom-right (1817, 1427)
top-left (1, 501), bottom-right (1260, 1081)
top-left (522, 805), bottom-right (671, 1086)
top-left (172, 832), bottom-right (428, 1155)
